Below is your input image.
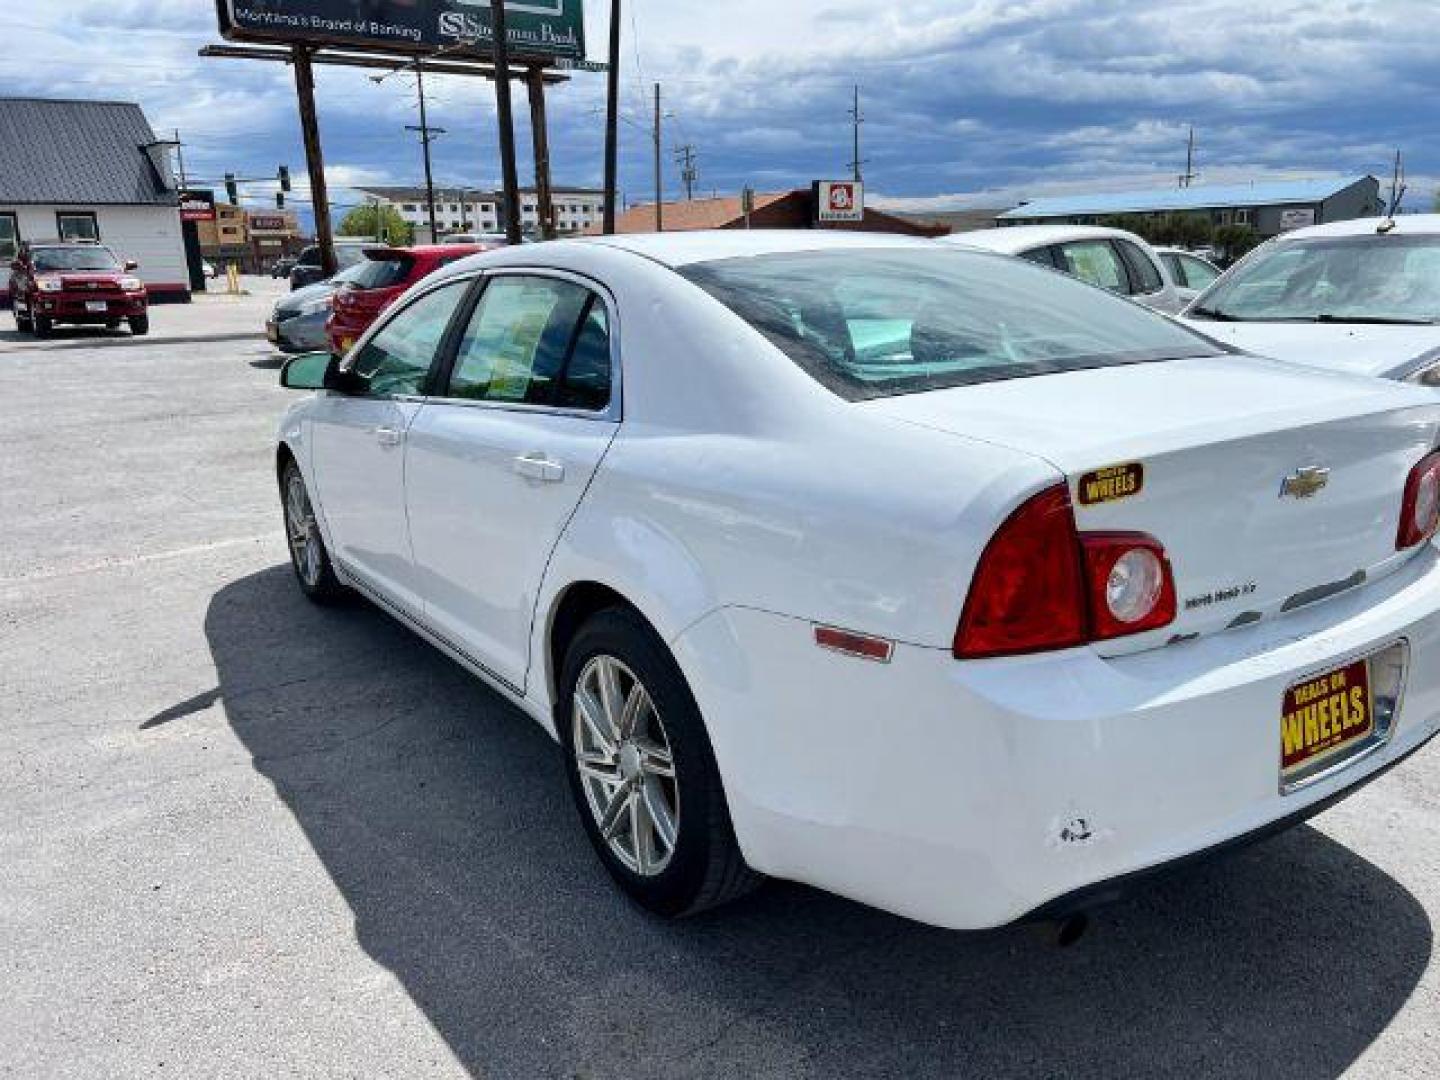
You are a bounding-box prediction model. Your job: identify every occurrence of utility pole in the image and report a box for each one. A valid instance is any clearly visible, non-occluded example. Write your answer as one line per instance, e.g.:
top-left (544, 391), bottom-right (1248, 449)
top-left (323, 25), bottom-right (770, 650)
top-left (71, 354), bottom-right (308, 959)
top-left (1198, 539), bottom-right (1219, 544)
top-left (848, 85), bottom-right (865, 183)
top-left (674, 144), bottom-right (698, 201)
top-left (405, 63), bottom-right (444, 243)
top-left (603, 0), bottom-right (622, 234)
top-left (491, 0), bottom-right (523, 244)
top-left (1179, 126), bottom-right (1197, 188)
top-left (653, 83), bottom-right (663, 231)
top-left (173, 129), bottom-right (189, 190)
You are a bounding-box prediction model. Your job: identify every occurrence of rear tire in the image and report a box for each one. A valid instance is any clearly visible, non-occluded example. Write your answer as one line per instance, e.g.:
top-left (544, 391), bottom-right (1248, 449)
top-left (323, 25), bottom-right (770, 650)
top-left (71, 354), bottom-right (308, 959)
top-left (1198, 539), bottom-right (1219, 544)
top-left (280, 459), bottom-right (346, 604)
top-left (33, 315), bottom-right (52, 338)
top-left (128, 312), bottom-right (149, 336)
top-left (559, 607), bottom-right (761, 917)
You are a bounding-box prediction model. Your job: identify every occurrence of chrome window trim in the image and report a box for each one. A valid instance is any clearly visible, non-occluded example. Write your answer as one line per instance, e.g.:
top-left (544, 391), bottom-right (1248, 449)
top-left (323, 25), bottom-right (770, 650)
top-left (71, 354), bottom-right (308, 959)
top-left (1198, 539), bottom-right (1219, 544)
top-left (424, 266), bottom-right (624, 424)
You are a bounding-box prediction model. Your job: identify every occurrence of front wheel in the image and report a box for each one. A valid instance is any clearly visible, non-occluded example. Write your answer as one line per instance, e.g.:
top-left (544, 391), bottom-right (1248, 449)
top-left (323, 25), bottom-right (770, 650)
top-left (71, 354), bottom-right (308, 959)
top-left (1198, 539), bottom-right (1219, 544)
top-left (560, 608), bottom-right (760, 917)
top-left (14, 309), bottom-right (32, 333)
top-left (280, 459), bottom-right (346, 604)
top-left (33, 315), bottom-right (52, 338)
top-left (128, 312), bottom-right (149, 336)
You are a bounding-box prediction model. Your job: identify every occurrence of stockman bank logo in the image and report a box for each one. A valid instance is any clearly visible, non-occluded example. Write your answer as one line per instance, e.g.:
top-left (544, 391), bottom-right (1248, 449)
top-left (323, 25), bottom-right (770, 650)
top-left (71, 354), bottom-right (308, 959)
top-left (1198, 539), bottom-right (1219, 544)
top-left (439, 0), bottom-right (581, 52)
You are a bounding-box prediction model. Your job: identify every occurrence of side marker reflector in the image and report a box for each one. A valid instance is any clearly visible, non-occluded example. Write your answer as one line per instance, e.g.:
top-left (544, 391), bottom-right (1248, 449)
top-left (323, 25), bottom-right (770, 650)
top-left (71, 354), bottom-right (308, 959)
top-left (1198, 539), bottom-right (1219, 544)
top-left (814, 625), bottom-right (894, 663)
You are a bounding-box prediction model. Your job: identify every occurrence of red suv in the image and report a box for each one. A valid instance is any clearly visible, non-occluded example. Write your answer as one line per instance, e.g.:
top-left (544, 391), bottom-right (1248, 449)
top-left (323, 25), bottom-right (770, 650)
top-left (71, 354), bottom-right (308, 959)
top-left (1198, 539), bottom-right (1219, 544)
top-left (8, 241), bottom-right (149, 337)
top-left (327, 244), bottom-right (494, 354)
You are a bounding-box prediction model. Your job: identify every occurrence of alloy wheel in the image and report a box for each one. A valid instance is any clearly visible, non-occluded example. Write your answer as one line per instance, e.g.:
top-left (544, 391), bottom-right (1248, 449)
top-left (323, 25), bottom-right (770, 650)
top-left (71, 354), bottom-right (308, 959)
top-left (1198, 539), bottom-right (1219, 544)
top-left (284, 469), bottom-right (323, 588)
top-left (572, 655), bottom-right (680, 877)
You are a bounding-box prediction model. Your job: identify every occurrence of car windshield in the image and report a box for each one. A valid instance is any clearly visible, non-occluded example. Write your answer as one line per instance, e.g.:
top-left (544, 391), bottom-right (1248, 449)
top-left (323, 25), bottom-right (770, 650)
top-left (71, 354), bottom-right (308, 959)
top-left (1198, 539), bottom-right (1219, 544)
top-left (680, 249), bottom-right (1221, 400)
top-left (347, 256), bottom-right (413, 290)
top-left (1191, 235), bottom-right (1440, 324)
top-left (32, 247), bottom-right (120, 272)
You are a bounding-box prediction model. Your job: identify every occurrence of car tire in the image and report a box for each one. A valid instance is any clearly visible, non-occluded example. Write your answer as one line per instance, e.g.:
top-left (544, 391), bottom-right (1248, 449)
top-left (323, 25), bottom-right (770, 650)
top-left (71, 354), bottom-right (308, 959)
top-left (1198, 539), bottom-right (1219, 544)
top-left (14, 309), bottom-right (32, 333)
top-left (105, 319), bottom-right (121, 330)
top-left (128, 313), bottom-right (149, 337)
top-left (559, 607), bottom-right (761, 917)
top-left (280, 458), bottom-right (347, 604)
top-left (33, 315), bottom-right (53, 338)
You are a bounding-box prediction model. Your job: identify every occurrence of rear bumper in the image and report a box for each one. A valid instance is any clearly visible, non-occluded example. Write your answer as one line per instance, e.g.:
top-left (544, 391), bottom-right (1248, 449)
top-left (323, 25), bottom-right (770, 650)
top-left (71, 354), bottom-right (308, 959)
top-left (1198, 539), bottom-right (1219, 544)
top-left (672, 545), bottom-right (1440, 930)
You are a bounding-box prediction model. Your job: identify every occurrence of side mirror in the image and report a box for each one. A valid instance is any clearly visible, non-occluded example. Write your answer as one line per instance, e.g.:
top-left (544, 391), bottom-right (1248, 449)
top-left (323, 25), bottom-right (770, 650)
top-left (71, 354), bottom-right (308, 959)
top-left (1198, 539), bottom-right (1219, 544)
top-left (280, 351), bottom-right (338, 391)
top-left (124, 260), bottom-right (139, 271)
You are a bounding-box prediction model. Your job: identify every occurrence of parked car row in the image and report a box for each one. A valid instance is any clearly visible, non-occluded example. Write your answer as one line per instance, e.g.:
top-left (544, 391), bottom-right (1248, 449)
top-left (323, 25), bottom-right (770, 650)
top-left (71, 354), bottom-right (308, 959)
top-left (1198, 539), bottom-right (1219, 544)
top-left (270, 222), bottom-right (1440, 933)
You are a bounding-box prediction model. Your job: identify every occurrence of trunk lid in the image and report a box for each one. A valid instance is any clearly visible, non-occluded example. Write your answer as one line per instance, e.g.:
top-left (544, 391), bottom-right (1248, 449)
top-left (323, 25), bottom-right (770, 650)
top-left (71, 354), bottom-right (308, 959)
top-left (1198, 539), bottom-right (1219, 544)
top-left (863, 355), bottom-right (1440, 653)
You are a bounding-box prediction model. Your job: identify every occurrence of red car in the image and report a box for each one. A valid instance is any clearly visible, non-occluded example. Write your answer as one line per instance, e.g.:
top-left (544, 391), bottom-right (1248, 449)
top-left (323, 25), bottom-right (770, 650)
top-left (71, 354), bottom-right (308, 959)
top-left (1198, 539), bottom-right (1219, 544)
top-left (327, 244), bottom-right (494, 354)
top-left (8, 241), bottom-right (149, 337)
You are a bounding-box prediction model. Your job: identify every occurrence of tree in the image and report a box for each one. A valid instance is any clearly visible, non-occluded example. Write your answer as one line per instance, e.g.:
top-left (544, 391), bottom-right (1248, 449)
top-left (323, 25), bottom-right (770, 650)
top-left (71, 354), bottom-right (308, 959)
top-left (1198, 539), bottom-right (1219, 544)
top-left (1213, 224), bottom-right (1261, 264)
top-left (338, 203), bottom-right (412, 245)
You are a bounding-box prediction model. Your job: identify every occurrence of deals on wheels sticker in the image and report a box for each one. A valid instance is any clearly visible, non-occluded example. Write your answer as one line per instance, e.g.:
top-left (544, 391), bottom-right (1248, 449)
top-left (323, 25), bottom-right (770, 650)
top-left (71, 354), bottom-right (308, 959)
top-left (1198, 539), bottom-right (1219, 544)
top-left (1076, 462), bottom-right (1144, 506)
top-left (1281, 658), bottom-right (1373, 780)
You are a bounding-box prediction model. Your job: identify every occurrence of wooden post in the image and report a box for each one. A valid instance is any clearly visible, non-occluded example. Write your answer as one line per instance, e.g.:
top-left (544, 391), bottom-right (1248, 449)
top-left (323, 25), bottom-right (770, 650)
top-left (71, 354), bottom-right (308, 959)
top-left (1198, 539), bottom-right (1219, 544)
top-left (292, 46), bottom-right (336, 277)
top-left (491, 2), bottom-right (523, 245)
top-left (526, 66), bottom-right (555, 240)
top-left (603, 0), bottom-right (621, 234)
top-left (653, 83), bottom-right (662, 232)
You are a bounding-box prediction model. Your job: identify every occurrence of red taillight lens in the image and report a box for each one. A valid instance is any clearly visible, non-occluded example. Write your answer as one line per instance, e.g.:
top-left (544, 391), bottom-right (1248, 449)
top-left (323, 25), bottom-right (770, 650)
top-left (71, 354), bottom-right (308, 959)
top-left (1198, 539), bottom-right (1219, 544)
top-left (1397, 451), bottom-right (1440, 549)
top-left (1080, 533), bottom-right (1177, 640)
top-left (954, 485), bottom-right (1177, 659)
top-left (954, 486), bottom-right (1087, 659)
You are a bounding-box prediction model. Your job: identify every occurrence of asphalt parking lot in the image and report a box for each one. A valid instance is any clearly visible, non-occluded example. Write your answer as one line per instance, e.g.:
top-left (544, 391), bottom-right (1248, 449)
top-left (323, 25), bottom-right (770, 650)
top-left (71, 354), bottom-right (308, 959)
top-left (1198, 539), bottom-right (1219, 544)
top-left (3, 282), bottom-right (1440, 1079)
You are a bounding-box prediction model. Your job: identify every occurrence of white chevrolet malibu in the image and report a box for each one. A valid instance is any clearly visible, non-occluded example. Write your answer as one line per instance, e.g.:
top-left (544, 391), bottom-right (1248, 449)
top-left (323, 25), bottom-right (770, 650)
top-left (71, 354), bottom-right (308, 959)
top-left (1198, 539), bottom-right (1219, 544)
top-left (275, 231), bottom-right (1440, 931)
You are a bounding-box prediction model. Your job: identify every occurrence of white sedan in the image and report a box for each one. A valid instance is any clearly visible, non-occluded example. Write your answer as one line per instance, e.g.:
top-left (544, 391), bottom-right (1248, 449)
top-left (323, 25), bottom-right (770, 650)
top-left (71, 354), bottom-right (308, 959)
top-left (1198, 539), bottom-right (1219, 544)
top-left (1181, 214), bottom-right (1440, 382)
top-left (943, 224), bottom-right (1187, 313)
top-left (275, 231), bottom-right (1440, 931)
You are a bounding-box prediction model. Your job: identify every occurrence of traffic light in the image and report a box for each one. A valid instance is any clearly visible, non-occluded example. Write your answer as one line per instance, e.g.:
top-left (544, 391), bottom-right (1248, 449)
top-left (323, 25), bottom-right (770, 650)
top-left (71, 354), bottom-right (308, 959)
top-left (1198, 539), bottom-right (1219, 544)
top-left (278, 165), bottom-right (292, 193)
top-left (224, 173), bottom-right (238, 204)
top-left (275, 192), bottom-right (285, 210)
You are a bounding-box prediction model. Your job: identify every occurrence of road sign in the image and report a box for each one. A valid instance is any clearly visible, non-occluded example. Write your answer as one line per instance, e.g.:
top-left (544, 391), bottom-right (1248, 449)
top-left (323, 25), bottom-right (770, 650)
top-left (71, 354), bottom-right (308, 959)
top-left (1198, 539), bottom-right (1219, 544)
top-left (815, 181), bottom-right (864, 224)
top-left (216, 0), bottom-right (587, 63)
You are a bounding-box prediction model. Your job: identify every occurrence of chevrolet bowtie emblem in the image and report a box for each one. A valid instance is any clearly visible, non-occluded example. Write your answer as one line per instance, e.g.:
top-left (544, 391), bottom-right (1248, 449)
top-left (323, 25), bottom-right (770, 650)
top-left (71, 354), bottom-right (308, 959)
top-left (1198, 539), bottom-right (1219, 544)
top-left (1281, 466), bottom-right (1331, 499)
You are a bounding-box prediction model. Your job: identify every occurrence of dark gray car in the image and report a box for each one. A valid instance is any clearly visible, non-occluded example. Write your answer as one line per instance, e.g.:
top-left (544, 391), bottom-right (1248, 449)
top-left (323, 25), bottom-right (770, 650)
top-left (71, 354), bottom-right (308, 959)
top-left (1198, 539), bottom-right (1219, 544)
top-left (266, 264), bottom-right (366, 353)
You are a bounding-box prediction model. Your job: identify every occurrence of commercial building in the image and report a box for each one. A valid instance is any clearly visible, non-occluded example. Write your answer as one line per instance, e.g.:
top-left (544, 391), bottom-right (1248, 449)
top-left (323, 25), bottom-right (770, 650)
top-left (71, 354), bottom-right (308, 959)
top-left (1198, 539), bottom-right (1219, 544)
top-left (0, 97), bottom-right (189, 303)
top-left (197, 205), bottom-right (305, 272)
top-left (998, 176), bottom-right (1382, 237)
top-left (600, 190), bottom-right (948, 236)
top-left (355, 186), bottom-right (605, 240)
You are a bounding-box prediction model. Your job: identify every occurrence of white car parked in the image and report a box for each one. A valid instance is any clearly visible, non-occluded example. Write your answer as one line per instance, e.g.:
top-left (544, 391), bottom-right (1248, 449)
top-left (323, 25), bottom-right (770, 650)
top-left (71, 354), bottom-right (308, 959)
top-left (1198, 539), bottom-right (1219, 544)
top-left (943, 224), bottom-right (1187, 313)
top-left (1155, 246), bottom-right (1222, 296)
top-left (275, 231), bottom-right (1440, 931)
top-left (1181, 215), bottom-right (1440, 382)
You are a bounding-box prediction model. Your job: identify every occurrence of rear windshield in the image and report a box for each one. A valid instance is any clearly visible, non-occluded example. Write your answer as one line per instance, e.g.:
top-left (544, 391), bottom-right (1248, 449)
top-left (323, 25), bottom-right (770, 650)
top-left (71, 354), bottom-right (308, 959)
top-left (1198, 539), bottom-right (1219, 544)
top-left (680, 249), bottom-right (1221, 400)
top-left (32, 247), bottom-right (120, 272)
top-left (349, 255), bottom-right (414, 290)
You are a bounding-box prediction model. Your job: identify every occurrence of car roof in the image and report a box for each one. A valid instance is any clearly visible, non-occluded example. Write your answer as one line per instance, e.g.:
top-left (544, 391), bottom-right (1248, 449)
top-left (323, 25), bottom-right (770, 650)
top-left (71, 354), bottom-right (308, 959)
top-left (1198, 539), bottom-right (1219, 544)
top-left (575, 229), bottom-right (940, 268)
top-left (942, 224), bottom-right (1147, 253)
top-left (1269, 213), bottom-right (1440, 241)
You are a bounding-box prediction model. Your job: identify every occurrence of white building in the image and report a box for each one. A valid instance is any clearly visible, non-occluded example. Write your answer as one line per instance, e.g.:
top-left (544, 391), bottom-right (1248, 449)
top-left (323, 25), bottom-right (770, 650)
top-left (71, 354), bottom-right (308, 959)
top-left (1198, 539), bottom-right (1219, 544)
top-left (355, 186), bottom-right (605, 240)
top-left (0, 98), bottom-right (190, 304)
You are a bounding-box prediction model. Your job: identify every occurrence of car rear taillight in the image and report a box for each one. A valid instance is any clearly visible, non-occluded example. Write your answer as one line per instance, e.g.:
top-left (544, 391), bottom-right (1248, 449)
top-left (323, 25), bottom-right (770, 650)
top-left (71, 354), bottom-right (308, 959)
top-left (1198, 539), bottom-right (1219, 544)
top-left (954, 485), bottom-right (1176, 659)
top-left (1397, 451), bottom-right (1440, 549)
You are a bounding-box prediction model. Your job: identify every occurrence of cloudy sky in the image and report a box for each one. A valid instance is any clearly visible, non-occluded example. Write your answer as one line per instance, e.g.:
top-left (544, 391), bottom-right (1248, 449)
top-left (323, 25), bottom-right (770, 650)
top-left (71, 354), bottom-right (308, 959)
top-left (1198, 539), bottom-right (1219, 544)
top-left (5, 1), bottom-right (1438, 220)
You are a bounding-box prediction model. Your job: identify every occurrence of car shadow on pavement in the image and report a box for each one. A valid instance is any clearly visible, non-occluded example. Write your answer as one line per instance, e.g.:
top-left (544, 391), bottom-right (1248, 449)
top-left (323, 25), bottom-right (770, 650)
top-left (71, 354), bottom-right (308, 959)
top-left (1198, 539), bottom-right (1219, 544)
top-left (197, 566), bottom-right (1433, 1080)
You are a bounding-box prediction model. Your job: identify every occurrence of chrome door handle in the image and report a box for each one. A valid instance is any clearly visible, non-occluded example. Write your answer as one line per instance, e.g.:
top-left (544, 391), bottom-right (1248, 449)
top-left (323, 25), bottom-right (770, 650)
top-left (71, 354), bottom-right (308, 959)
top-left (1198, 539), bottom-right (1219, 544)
top-left (513, 453), bottom-right (565, 483)
top-left (375, 426), bottom-right (403, 447)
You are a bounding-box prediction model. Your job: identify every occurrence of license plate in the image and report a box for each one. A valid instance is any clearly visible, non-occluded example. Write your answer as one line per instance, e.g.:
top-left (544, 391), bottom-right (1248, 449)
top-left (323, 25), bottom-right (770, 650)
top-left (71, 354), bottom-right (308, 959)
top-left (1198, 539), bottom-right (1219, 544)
top-left (1282, 657), bottom-right (1379, 788)
top-left (85, 300), bottom-right (108, 313)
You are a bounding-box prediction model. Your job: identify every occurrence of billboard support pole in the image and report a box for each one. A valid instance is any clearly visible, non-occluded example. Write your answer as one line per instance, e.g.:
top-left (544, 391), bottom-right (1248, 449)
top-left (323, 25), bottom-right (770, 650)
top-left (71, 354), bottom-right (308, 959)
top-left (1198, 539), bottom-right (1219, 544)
top-left (292, 45), bottom-right (337, 277)
top-left (602, 0), bottom-right (621, 234)
top-left (491, 2), bottom-right (523, 245)
top-left (526, 66), bottom-right (556, 240)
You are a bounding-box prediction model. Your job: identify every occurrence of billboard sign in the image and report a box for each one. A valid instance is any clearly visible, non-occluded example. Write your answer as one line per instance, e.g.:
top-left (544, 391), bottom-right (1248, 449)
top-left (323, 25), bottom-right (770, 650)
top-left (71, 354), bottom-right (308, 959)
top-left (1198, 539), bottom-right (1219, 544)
top-left (815, 181), bottom-right (864, 224)
top-left (217, 1), bottom-right (586, 62)
top-left (1278, 207), bottom-right (1317, 232)
top-left (249, 214), bottom-right (290, 233)
top-left (179, 190), bottom-right (217, 223)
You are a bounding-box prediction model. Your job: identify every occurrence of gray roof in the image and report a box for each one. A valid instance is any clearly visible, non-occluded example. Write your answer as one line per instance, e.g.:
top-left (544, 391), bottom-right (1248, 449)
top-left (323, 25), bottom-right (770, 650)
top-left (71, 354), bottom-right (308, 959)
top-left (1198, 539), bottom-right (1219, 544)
top-left (0, 98), bottom-right (177, 206)
top-left (999, 176), bottom-right (1376, 220)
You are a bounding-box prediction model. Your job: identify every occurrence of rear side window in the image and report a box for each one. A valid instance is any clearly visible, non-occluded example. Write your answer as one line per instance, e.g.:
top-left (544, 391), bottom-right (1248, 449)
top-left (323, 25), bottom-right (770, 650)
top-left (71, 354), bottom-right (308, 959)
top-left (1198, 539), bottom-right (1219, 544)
top-left (1020, 246), bottom-right (1058, 269)
top-left (1117, 241), bottom-right (1164, 295)
top-left (1178, 254), bottom-right (1219, 290)
top-left (445, 276), bottom-right (612, 411)
top-left (1055, 241), bottom-right (1128, 294)
top-left (680, 249), bottom-right (1219, 401)
top-left (350, 256), bottom-right (413, 289)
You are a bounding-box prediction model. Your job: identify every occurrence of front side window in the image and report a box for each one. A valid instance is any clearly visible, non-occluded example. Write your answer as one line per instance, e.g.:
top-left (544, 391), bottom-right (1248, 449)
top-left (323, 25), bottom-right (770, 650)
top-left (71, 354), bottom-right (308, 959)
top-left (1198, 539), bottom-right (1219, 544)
top-left (681, 249), bottom-right (1220, 401)
top-left (1192, 235), bottom-right (1440, 324)
top-left (1055, 241), bottom-right (1128, 293)
top-left (346, 280), bottom-right (470, 397)
top-left (56, 212), bottom-right (99, 243)
top-left (445, 275), bottom-right (611, 410)
top-left (0, 214), bottom-right (18, 261)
